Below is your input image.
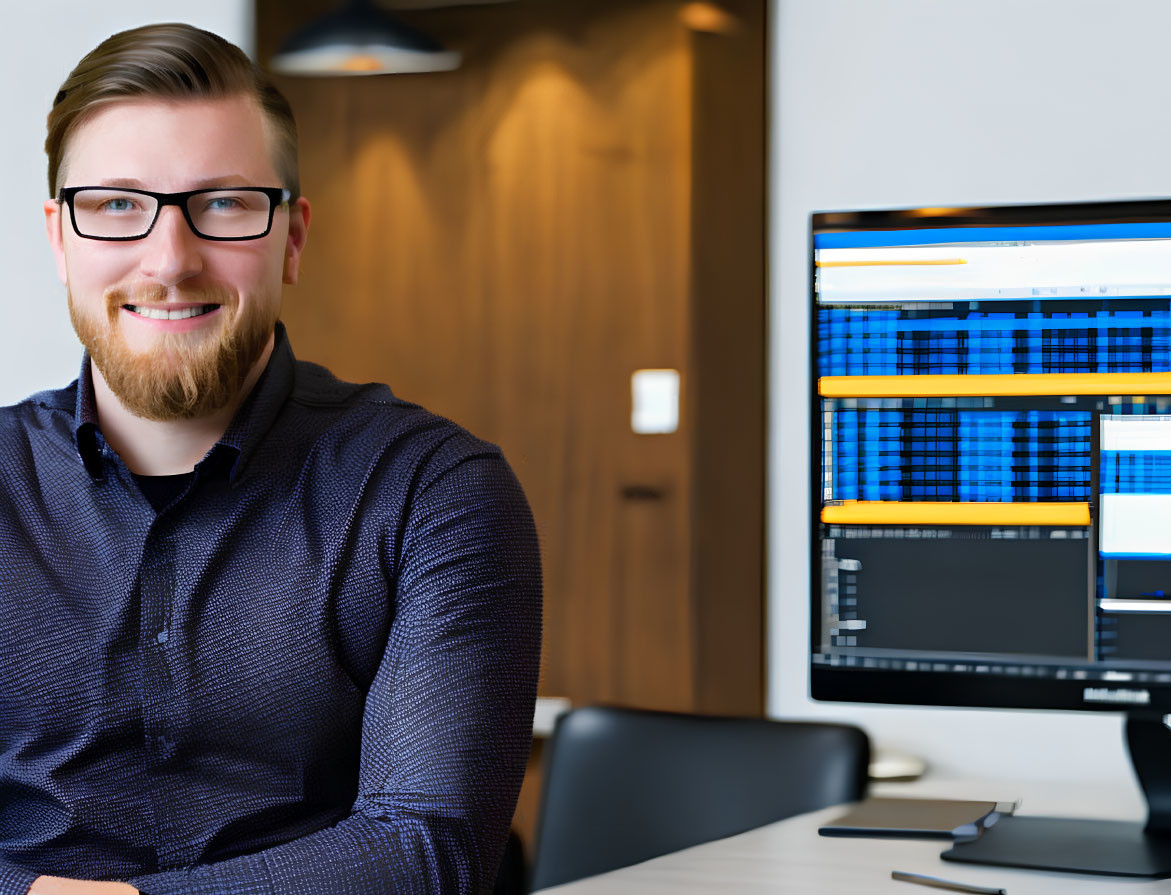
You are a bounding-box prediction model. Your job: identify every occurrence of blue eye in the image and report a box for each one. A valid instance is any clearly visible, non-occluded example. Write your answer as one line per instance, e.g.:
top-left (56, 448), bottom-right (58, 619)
top-left (198, 194), bottom-right (256, 215)
top-left (100, 198), bottom-right (136, 213)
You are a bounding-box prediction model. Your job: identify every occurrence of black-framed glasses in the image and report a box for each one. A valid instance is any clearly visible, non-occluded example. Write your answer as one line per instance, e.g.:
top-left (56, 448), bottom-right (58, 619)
top-left (56, 186), bottom-right (292, 241)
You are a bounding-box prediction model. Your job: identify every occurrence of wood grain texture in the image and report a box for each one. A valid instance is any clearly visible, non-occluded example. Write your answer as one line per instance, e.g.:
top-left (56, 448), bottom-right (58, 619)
top-left (256, 0), bottom-right (765, 846)
top-left (689, 0), bottom-right (767, 716)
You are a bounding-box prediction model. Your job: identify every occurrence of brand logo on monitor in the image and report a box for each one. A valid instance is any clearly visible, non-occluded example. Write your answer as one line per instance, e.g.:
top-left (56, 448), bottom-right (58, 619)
top-left (1083, 687), bottom-right (1150, 705)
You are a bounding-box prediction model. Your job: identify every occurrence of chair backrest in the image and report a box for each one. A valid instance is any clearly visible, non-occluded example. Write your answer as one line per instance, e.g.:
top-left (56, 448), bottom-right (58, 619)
top-left (529, 705), bottom-right (869, 891)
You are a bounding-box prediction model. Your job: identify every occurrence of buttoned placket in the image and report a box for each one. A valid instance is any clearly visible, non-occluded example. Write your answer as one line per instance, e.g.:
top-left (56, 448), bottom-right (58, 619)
top-left (102, 444), bottom-right (198, 870)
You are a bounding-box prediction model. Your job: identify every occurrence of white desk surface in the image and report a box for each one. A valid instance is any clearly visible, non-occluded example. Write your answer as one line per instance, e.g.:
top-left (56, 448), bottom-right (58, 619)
top-left (535, 777), bottom-right (1162, 894)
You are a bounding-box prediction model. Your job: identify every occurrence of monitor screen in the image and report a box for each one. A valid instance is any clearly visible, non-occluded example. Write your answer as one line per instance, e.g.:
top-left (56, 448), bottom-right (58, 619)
top-left (810, 200), bottom-right (1171, 714)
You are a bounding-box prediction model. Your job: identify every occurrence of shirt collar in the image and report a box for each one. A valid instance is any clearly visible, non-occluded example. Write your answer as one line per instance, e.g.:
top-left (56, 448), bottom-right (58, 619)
top-left (216, 322), bottom-right (296, 484)
top-left (74, 322), bottom-right (297, 485)
top-left (74, 360), bottom-right (104, 480)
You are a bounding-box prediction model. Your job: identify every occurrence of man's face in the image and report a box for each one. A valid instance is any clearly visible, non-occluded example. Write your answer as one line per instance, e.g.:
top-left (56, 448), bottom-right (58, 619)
top-left (44, 95), bottom-right (310, 421)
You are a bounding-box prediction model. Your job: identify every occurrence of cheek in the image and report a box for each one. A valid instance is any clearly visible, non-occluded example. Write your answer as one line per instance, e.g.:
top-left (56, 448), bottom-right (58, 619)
top-left (211, 245), bottom-right (285, 293)
top-left (63, 242), bottom-right (137, 293)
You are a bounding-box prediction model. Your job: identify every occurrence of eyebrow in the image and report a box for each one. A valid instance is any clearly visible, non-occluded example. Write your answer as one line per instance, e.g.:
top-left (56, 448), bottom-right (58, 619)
top-left (93, 176), bottom-right (255, 190)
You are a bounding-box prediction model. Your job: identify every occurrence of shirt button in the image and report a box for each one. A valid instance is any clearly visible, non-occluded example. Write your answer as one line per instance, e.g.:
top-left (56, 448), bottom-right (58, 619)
top-left (156, 630), bottom-right (169, 644)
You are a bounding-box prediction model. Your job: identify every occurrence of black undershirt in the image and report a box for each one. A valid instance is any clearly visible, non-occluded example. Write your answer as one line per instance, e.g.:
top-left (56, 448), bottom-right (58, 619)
top-left (132, 471), bottom-right (195, 513)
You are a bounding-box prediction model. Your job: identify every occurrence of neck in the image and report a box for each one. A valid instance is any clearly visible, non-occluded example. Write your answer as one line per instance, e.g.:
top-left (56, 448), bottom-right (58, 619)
top-left (90, 335), bottom-right (275, 476)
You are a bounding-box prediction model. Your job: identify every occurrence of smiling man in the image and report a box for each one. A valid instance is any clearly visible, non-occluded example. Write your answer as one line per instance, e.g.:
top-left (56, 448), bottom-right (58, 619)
top-left (0, 23), bottom-right (541, 895)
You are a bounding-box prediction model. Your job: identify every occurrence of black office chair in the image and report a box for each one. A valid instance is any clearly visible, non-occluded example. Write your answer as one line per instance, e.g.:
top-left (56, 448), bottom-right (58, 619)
top-left (491, 829), bottom-right (528, 895)
top-left (529, 705), bottom-right (869, 891)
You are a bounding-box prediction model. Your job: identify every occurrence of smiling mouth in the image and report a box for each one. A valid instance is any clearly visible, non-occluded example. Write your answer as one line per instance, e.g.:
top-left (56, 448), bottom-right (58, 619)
top-left (124, 304), bottom-right (220, 321)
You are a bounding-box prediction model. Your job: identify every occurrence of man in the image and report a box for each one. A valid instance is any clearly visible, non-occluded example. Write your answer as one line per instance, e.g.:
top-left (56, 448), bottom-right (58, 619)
top-left (0, 22), bottom-right (541, 895)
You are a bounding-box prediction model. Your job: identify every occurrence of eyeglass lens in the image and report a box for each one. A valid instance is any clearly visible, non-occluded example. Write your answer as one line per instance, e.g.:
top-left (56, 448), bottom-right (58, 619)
top-left (70, 189), bottom-right (276, 239)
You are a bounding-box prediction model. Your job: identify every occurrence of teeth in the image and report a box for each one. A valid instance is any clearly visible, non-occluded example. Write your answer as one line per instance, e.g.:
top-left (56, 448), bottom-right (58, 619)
top-left (127, 304), bottom-right (217, 320)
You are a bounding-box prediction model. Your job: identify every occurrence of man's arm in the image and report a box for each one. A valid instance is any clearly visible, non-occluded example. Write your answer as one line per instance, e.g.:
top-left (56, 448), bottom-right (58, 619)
top-left (0, 863), bottom-right (137, 894)
top-left (26, 878), bottom-right (137, 894)
top-left (125, 451), bottom-right (542, 895)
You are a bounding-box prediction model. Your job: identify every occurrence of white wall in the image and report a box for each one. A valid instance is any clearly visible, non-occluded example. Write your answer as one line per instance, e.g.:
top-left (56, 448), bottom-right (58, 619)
top-left (0, 2), bottom-right (252, 406)
top-left (769, 0), bottom-right (1171, 786)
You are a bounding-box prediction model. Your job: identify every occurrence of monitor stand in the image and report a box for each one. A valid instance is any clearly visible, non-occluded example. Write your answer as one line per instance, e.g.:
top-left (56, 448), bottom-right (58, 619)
top-left (942, 713), bottom-right (1171, 878)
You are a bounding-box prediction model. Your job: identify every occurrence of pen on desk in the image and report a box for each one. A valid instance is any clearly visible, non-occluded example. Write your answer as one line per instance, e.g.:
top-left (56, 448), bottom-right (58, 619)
top-left (891, 869), bottom-right (1006, 895)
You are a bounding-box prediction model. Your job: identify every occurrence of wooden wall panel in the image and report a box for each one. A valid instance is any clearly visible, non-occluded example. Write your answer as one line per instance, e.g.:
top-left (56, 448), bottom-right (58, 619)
top-left (258, 0), bottom-right (703, 712)
top-left (256, 0), bottom-right (765, 844)
top-left (689, 0), bottom-right (767, 716)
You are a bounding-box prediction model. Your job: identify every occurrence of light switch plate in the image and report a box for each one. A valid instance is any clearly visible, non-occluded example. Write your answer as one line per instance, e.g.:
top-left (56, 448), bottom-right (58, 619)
top-left (631, 369), bottom-right (680, 434)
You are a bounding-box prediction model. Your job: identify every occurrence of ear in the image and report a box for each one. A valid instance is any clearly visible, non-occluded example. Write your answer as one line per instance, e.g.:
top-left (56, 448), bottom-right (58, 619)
top-left (44, 198), bottom-right (68, 285)
top-left (282, 197), bottom-right (311, 285)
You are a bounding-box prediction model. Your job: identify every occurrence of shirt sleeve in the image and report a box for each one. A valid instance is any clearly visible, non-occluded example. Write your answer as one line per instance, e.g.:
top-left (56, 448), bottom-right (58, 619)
top-left (127, 451), bottom-right (543, 895)
top-left (0, 861), bottom-right (38, 895)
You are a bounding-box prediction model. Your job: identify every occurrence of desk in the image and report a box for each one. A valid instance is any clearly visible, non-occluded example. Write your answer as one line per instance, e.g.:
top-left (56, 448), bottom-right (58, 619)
top-left (534, 779), bottom-right (1158, 893)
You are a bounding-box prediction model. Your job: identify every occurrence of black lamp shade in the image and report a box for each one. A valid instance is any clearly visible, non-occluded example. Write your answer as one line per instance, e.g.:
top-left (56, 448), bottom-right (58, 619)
top-left (271, 0), bottom-right (461, 76)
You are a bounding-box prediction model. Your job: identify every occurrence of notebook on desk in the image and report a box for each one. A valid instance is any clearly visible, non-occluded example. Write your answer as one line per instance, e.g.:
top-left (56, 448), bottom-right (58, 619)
top-left (819, 797), bottom-right (1005, 840)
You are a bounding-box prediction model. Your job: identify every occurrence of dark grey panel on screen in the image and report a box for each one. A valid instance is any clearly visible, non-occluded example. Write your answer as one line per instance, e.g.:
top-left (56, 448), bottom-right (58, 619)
top-left (1104, 612), bottom-right (1171, 663)
top-left (1107, 559), bottom-right (1171, 600)
top-left (834, 536), bottom-right (1091, 658)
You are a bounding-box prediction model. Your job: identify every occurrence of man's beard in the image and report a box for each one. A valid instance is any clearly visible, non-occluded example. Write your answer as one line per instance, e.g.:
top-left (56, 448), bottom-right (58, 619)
top-left (68, 283), bottom-right (278, 422)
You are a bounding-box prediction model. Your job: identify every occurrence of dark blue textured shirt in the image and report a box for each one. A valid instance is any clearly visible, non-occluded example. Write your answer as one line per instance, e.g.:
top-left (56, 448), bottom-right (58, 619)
top-left (0, 324), bottom-right (542, 894)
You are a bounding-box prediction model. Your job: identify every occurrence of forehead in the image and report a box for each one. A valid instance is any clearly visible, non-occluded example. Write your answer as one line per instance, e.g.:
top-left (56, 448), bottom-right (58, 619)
top-left (61, 95), bottom-right (279, 190)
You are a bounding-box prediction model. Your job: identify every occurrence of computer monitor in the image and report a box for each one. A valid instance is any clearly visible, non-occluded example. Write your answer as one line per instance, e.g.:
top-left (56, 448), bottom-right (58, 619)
top-left (810, 200), bottom-right (1171, 878)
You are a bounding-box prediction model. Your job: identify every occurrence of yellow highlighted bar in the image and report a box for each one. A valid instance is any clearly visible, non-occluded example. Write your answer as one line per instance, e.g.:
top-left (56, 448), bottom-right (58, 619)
top-left (821, 500), bottom-right (1091, 526)
top-left (815, 258), bottom-right (967, 268)
top-left (820, 372), bottom-right (1171, 398)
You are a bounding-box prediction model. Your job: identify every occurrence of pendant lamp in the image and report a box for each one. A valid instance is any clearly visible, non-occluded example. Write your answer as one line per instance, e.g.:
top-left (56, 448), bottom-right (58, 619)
top-left (271, 0), bottom-right (461, 76)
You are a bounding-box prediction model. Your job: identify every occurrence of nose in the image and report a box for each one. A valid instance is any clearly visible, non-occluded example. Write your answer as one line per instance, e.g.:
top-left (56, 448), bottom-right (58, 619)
top-left (138, 205), bottom-right (203, 286)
